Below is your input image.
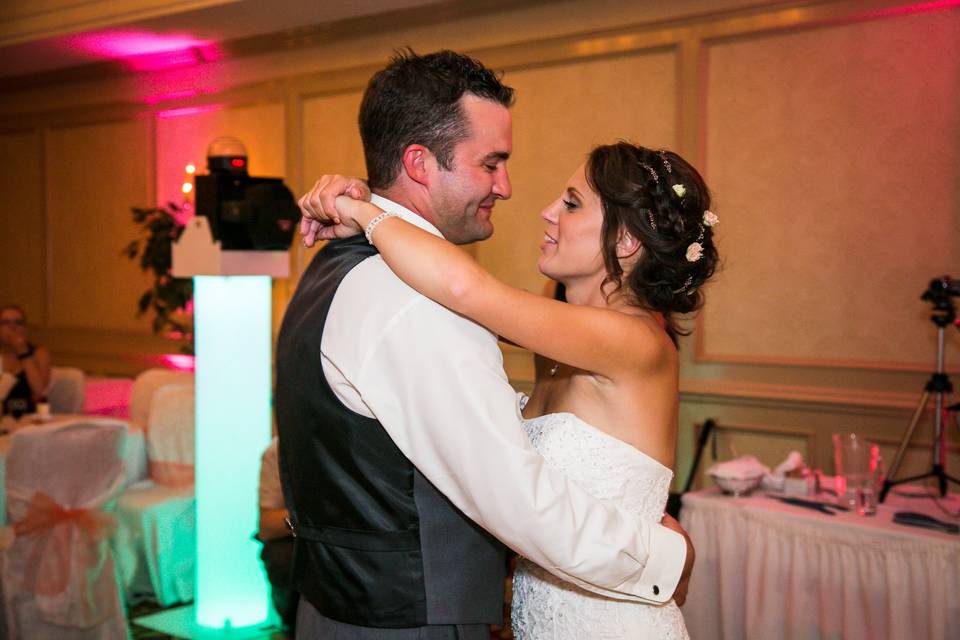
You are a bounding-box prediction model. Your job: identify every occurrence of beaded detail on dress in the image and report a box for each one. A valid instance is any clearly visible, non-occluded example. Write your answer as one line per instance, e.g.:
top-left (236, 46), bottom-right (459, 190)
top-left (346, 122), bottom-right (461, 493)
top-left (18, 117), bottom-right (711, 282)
top-left (511, 412), bottom-right (689, 640)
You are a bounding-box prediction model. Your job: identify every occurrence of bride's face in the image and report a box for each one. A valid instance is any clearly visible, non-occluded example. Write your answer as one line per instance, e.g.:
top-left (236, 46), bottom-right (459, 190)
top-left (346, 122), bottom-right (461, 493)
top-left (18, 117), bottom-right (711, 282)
top-left (537, 163), bottom-right (606, 285)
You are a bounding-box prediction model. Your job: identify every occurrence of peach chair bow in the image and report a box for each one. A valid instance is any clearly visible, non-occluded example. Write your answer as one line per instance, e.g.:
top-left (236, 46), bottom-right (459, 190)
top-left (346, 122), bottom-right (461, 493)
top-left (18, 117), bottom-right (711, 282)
top-left (148, 460), bottom-right (195, 487)
top-left (14, 491), bottom-right (117, 597)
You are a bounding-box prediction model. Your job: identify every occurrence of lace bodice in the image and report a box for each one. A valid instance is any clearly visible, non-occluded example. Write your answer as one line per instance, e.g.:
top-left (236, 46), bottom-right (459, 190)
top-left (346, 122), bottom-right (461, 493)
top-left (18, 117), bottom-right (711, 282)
top-left (511, 412), bottom-right (689, 639)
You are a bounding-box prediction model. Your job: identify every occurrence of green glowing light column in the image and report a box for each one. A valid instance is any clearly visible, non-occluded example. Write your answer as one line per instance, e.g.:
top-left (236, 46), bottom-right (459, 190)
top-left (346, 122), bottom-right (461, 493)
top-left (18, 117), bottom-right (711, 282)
top-left (193, 275), bottom-right (273, 631)
top-left (166, 215), bottom-right (289, 637)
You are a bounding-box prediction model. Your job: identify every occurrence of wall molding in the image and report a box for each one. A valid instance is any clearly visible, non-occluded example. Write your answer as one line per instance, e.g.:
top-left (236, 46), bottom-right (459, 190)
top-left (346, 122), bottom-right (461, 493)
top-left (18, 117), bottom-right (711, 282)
top-left (679, 378), bottom-right (929, 416)
top-left (693, 337), bottom-right (959, 375)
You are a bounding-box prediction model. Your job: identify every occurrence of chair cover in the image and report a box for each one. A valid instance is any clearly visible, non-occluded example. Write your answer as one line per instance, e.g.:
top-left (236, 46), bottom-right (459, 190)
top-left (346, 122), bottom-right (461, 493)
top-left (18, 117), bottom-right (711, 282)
top-left (114, 383), bottom-right (196, 605)
top-left (145, 383), bottom-right (195, 486)
top-left (46, 367), bottom-right (86, 415)
top-left (113, 481), bottom-right (195, 606)
top-left (0, 420), bottom-right (128, 640)
top-left (129, 368), bottom-right (193, 431)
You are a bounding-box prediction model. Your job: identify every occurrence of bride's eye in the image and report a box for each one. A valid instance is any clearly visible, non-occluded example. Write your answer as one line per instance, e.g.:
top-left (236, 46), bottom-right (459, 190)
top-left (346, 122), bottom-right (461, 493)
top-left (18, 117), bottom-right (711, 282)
top-left (562, 198), bottom-right (577, 211)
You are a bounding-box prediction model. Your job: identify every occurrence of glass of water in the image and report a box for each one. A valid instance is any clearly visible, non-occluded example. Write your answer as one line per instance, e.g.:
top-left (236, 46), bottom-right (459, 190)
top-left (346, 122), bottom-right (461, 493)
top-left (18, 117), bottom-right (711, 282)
top-left (832, 433), bottom-right (882, 515)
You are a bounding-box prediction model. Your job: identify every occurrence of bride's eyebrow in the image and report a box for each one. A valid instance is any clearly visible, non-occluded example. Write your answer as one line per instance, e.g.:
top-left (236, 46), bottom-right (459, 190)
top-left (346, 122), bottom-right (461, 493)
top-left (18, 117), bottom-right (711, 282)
top-left (566, 187), bottom-right (582, 201)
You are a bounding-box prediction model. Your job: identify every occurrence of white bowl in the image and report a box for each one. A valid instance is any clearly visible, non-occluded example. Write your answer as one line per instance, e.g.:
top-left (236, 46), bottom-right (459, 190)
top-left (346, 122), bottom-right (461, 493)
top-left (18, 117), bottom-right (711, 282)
top-left (711, 473), bottom-right (764, 496)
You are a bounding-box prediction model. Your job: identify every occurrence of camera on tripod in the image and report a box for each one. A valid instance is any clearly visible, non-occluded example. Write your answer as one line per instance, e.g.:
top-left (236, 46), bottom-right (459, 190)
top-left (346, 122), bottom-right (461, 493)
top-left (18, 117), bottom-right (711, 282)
top-left (880, 274), bottom-right (960, 501)
top-left (921, 276), bottom-right (959, 320)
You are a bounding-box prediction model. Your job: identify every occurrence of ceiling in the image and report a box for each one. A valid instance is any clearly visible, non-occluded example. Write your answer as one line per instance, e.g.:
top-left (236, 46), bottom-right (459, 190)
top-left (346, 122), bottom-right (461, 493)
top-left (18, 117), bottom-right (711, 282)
top-left (0, 0), bottom-right (468, 81)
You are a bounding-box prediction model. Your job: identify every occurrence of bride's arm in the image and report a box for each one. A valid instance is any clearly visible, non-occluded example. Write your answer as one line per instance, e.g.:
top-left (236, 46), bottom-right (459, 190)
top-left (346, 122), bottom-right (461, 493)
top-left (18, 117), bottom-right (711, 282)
top-left (336, 196), bottom-right (667, 379)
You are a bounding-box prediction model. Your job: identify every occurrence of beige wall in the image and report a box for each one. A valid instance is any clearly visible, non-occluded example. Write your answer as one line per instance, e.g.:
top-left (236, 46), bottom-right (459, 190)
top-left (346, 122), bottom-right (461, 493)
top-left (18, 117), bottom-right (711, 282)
top-left (1, 0), bottom-right (958, 488)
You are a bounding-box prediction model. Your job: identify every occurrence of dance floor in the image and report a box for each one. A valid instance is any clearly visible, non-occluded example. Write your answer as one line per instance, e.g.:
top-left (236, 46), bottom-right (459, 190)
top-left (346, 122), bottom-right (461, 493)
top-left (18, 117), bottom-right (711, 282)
top-left (127, 601), bottom-right (510, 639)
top-left (127, 602), bottom-right (286, 640)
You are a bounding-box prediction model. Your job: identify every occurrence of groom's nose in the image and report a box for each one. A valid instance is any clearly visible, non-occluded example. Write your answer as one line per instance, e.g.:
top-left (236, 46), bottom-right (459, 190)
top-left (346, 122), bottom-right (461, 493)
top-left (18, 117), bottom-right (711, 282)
top-left (492, 165), bottom-right (512, 200)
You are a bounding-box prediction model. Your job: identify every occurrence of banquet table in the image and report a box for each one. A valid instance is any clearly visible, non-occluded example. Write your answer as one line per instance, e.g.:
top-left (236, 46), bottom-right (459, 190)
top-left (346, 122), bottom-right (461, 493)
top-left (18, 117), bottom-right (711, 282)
top-left (0, 415), bottom-right (147, 525)
top-left (679, 487), bottom-right (960, 640)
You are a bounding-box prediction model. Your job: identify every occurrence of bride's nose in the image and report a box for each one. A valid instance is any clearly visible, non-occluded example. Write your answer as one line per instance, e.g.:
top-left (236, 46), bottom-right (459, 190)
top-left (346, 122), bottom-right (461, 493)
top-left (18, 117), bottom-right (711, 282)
top-left (541, 200), bottom-right (561, 225)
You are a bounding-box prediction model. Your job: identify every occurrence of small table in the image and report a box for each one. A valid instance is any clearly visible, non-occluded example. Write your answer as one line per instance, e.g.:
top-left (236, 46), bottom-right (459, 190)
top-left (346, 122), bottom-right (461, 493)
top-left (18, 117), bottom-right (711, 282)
top-left (679, 487), bottom-right (960, 640)
top-left (0, 415), bottom-right (147, 525)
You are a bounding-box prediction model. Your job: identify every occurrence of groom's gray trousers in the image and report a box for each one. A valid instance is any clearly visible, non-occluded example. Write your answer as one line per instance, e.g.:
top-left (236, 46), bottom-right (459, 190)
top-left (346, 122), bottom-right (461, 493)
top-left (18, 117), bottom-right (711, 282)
top-left (296, 599), bottom-right (490, 639)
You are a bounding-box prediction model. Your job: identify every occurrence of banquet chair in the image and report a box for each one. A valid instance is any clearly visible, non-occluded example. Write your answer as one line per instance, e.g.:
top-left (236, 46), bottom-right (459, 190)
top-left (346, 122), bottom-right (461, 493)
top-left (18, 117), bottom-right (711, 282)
top-left (129, 368), bottom-right (193, 432)
top-left (0, 419), bottom-right (128, 640)
top-left (145, 384), bottom-right (195, 486)
top-left (46, 367), bottom-right (86, 415)
top-left (114, 383), bottom-right (196, 606)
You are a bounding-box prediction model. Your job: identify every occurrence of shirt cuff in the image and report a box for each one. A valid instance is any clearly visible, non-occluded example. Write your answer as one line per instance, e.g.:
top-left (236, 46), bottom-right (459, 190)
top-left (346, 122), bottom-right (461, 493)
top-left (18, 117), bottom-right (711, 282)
top-left (628, 523), bottom-right (687, 603)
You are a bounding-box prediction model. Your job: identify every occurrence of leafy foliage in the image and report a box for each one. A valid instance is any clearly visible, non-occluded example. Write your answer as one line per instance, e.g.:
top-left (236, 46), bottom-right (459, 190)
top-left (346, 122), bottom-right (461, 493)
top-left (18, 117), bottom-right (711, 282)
top-left (124, 202), bottom-right (193, 353)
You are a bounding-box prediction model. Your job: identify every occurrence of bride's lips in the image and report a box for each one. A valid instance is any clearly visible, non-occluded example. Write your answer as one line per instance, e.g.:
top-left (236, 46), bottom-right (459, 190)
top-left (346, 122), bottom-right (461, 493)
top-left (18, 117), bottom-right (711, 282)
top-left (540, 230), bottom-right (557, 251)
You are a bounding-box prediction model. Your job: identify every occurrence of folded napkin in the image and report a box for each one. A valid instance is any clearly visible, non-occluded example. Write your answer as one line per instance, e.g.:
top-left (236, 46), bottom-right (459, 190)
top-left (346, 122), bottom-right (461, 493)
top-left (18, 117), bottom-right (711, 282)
top-left (761, 451), bottom-right (809, 494)
top-left (706, 455), bottom-right (770, 480)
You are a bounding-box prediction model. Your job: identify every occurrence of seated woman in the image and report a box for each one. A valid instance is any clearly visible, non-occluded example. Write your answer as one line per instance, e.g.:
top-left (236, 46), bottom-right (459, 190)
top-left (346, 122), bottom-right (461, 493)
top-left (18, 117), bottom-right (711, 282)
top-left (1, 305), bottom-right (51, 418)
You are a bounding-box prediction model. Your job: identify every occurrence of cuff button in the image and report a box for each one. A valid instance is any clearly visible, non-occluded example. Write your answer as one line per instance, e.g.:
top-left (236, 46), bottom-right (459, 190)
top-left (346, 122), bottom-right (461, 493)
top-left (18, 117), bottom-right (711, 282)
top-left (653, 585), bottom-right (660, 596)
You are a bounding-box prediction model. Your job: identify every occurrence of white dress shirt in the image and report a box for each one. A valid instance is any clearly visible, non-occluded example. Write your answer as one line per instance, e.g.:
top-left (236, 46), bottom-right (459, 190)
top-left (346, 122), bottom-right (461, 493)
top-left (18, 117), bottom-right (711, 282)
top-left (319, 194), bottom-right (686, 603)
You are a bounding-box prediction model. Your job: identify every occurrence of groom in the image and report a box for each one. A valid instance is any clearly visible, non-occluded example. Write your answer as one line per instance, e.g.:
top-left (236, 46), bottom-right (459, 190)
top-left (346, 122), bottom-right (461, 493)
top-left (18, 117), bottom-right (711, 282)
top-left (276, 49), bottom-right (693, 639)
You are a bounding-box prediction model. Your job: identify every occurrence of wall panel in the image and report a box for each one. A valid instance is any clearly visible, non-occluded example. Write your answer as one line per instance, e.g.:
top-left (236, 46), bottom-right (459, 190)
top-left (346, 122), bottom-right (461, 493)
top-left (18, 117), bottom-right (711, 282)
top-left (482, 51), bottom-right (678, 292)
top-left (46, 119), bottom-right (153, 333)
top-left (296, 91), bottom-right (366, 271)
top-left (701, 9), bottom-right (960, 370)
top-left (0, 131), bottom-right (45, 321)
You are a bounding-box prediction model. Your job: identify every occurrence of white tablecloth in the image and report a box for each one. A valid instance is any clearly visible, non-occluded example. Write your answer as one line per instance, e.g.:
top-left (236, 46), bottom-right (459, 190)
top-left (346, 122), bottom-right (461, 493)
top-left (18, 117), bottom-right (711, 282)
top-left (680, 487), bottom-right (960, 640)
top-left (0, 415), bottom-right (147, 525)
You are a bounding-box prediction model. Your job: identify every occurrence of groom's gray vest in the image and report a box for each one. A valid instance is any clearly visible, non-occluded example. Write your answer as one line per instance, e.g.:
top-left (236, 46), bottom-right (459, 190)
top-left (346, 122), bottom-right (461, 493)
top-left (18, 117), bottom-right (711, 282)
top-left (275, 235), bottom-right (506, 628)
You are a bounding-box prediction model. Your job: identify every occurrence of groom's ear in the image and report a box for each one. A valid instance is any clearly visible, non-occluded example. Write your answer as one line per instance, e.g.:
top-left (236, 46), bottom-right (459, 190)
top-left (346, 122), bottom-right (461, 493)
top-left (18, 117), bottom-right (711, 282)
top-left (400, 144), bottom-right (433, 187)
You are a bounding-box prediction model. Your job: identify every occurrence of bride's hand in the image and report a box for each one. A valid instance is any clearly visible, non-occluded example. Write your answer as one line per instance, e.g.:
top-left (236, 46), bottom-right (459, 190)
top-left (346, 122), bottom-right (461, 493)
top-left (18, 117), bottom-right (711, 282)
top-left (298, 175), bottom-right (371, 246)
top-left (333, 195), bottom-right (383, 231)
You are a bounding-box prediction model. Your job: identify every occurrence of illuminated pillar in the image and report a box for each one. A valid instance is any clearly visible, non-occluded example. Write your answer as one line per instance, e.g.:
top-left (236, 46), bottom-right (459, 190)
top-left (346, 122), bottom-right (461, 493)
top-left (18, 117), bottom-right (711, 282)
top-left (193, 275), bottom-right (272, 630)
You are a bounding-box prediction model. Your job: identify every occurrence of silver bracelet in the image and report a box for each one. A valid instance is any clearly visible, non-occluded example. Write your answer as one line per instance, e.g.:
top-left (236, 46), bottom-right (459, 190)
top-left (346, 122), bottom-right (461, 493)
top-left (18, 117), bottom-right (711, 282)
top-left (364, 211), bottom-right (399, 244)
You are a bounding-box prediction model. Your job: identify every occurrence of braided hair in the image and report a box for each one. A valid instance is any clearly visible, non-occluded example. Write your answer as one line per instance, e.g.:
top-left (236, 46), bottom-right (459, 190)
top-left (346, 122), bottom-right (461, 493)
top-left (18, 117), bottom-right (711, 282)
top-left (586, 142), bottom-right (719, 344)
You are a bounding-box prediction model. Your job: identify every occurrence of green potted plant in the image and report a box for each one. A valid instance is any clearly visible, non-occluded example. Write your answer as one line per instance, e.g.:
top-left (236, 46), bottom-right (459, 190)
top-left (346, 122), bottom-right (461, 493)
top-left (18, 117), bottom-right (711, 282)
top-left (123, 202), bottom-right (194, 353)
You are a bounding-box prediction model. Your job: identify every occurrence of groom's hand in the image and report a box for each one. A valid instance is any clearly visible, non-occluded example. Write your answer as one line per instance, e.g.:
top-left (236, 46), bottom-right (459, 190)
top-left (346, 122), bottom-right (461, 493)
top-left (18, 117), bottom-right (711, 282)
top-left (298, 175), bottom-right (371, 247)
top-left (660, 513), bottom-right (695, 606)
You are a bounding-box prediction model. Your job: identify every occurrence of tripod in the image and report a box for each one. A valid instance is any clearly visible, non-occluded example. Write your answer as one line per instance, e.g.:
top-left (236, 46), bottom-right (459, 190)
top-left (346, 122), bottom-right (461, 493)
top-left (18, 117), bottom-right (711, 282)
top-left (879, 314), bottom-right (960, 502)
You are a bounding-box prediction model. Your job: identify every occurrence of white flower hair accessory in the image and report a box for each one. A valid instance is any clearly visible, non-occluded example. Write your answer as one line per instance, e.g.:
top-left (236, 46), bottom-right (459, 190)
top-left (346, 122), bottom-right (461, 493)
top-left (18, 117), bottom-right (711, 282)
top-left (672, 184), bottom-right (686, 198)
top-left (703, 210), bottom-right (719, 227)
top-left (686, 242), bottom-right (703, 262)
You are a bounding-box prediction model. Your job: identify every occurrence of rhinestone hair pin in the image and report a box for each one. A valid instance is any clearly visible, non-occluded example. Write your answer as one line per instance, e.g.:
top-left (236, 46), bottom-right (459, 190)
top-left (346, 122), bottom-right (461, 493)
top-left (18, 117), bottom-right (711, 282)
top-left (658, 150), bottom-right (673, 174)
top-left (639, 162), bottom-right (659, 184)
top-left (673, 275), bottom-right (694, 294)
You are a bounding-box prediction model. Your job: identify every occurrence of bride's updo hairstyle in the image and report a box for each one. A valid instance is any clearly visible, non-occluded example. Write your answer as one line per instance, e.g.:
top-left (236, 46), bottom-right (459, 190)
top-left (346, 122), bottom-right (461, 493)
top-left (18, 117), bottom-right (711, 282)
top-left (586, 142), bottom-right (718, 343)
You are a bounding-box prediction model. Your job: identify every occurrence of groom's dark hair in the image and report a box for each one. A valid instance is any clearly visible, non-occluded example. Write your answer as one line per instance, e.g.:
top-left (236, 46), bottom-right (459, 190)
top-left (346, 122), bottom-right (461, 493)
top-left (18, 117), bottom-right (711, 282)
top-left (359, 48), bottom-right (514, 190)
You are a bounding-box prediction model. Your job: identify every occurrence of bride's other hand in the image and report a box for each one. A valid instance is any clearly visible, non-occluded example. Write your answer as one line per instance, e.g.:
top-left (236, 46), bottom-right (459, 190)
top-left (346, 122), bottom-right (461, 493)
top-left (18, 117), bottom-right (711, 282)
top-left (298, 175), bottom-right (371, 246)
top-left (660, 513), bottom-right (695, 606)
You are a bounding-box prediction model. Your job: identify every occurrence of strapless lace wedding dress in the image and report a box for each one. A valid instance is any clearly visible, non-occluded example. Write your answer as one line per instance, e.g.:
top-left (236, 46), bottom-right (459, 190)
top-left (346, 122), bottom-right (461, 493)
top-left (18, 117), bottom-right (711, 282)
top-left (511, 411), bottom-right (689, 639)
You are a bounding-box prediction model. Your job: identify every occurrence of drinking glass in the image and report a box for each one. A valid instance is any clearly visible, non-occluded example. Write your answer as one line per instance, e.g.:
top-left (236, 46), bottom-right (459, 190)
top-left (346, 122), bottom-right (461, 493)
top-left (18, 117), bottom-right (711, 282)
top-left (832, 433), bottom-right (882, 515)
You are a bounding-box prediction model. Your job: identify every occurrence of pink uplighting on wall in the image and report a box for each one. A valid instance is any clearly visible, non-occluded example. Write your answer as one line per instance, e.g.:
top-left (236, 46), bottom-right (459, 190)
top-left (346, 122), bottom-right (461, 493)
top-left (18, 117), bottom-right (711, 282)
top-left (160, 354), bottom-right (196, 372)
top-left (156, 104), bottom-right (223, 119)
top-left (64, 31), bottom-right (221, 72)
top-left (144, 89), bottom-right (201, 105)
top-left (864, 0), bottom-right (960, 18)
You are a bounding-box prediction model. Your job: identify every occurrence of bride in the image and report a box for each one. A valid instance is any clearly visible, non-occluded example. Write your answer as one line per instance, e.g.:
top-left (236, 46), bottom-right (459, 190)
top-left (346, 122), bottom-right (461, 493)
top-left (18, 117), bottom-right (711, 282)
top-left (299, 141), bottom-right (718, 639)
